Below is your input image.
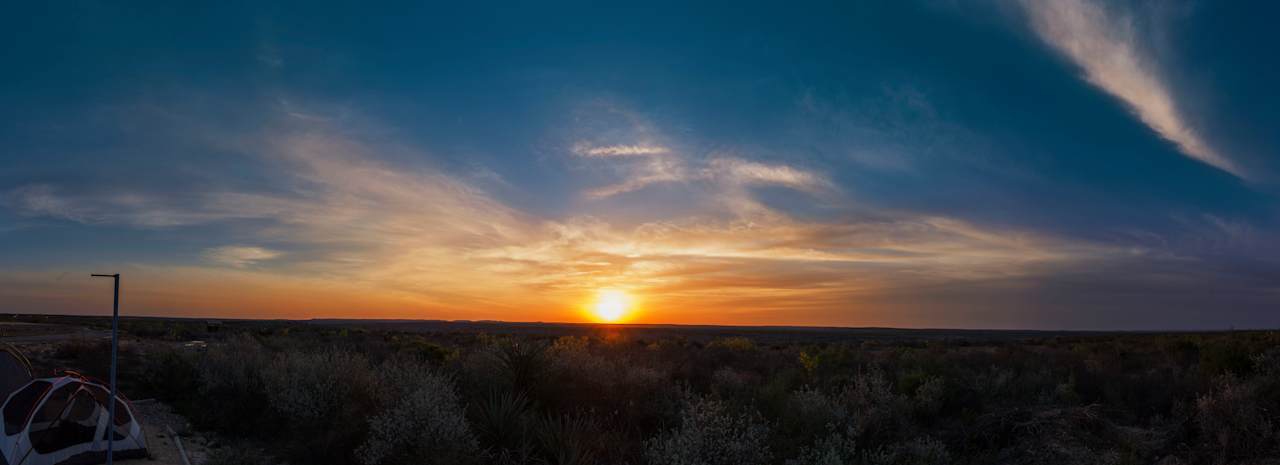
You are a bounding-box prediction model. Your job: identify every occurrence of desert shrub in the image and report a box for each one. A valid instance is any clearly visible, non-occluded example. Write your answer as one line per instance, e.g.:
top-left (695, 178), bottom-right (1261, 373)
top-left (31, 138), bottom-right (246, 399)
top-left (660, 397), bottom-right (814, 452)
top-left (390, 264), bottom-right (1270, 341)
top-left (645, 337), bottom-right (691, 359)
top-left (708, 337), bottom-right (755, 352)
top-left (263, 349), bottom-right (382, 464)
top-left (51, 338), bottom-right (115, 379)
top-left (645, 397), bottom-right (772, 465)
top-left (396, 339), bottom-right (455, 365)
top-left (912, 376), bottom-right (947, 419)
top-left (1053, 373), bottom-right (1083, 405)
top-left (545, 337), bottom-right (612, 395)
top-left (542, 335), bottom-right (677, 435)
top-left (799, 344), bottom-right (868, 385)
top-left (263, 350), bottom-right (375, 422)
top-left (866, 436), bottom-right (951, 465)
top-left (551, 335), bottom-right (591, 353)
top-left (136, 344), bottom-right (199, 401)
top-left (164, 323), bottom-right (200, 341)
top-left (758, 366), bottom-right (804, 414)
top-left (534, 413), bottom-right (608, 465)
top-left (836, 368), bottom-right (912, 447)
top-left (1199, 339), bottom-right (1254, 377)
top-left (1251, 347), bottom-right (1280, 377)
top-left (972, 367), bottom-right (1015, 402)
top-left (971, 405), bottom-right (1122, 465)
top-left (1194, 374), bottom-right (1277, 462)
top-left (123, 321), bottom-right (170, 339)
top-left (780, 387), bottom-right (842, 441)
top-left (461, 339), bottom-right (551, 396)
top-left (711, 366), bottom-right (754, 398)
top-left (783, 365), bottom-right (925, 457)
top-left (1066, 341), bottom-right (1201, 418)
top-left (357, 366), bottom-right (477, 465)
top-left (785, 426), bottom-right (858, 465)
top-left (53, 337), bottom-right (110, 360)
top-left (192, 334), bottom-right (271, 433)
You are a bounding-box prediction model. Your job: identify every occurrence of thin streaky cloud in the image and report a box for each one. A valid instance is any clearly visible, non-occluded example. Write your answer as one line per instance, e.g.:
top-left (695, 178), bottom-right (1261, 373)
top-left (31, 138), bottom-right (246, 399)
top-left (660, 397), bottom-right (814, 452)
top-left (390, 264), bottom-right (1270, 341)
top-left (5, 184), bottom-right (254, 228)
top-left (204, 245), bottom-right (283, 268)
top-left (1021, 0), bottom-right (1244, 178)
top-left (5, 185), bottom-right (99, 224)
top-left (706, 158), bottom-right (832, 193)
top-left (573, 143), bottom-right (671, 157)
top-left (584, 157), bottom-right (687, 198)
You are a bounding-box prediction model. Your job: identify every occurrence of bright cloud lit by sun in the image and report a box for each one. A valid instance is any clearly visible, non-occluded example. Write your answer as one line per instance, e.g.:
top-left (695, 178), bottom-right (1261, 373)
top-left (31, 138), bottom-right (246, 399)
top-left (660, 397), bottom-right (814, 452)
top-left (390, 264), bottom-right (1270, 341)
top-left (591, 289), bottom-right (633, 323)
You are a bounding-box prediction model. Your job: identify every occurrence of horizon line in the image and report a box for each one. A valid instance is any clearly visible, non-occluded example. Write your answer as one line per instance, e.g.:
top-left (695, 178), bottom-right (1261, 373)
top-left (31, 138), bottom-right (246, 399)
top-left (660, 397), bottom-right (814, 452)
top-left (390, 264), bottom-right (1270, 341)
top-left (3, 312), bottom-right (1274, 334)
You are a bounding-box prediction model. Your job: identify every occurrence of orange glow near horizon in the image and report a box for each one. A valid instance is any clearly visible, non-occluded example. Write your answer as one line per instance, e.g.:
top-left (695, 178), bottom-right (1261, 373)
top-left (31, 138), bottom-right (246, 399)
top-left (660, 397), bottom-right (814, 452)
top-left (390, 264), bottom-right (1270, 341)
top-left (590, 289), bottom-right (634, 323)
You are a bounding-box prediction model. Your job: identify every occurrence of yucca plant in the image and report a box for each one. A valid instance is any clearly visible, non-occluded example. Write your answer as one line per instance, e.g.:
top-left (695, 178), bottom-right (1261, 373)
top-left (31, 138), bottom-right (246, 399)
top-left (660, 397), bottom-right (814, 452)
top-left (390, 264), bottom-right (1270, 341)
top-left (495, 340), bottom-right (552, 394)
top-left (535, 413), bottom-right (602, 465)
top-left (473, 388), bottom-right (535, 453)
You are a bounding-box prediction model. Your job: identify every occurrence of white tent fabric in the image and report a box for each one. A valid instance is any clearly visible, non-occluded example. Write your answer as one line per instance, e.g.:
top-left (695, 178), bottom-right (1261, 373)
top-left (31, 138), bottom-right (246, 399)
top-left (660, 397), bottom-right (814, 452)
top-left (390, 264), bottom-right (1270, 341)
top-left (0, 346), bottom-right (31, 399)
top-left (1, 374), bottom-right (147, 465)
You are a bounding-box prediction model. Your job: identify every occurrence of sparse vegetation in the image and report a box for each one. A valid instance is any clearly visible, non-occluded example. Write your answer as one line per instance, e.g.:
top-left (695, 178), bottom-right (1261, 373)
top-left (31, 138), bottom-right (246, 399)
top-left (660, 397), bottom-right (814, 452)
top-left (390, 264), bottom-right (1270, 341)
top-left (8, 315), bottom-right (1280, 464)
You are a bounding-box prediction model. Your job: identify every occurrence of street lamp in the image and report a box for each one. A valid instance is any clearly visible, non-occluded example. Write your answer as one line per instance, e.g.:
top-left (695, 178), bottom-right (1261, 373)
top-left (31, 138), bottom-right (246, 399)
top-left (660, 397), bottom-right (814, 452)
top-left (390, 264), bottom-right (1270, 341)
top-left (90, 273), bottom-right (120, 465)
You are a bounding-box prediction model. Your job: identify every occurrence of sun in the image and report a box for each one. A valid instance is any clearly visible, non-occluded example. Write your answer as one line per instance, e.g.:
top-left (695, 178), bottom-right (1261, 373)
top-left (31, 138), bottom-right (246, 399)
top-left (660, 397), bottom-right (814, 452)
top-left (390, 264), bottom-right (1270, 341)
top-left (591, 289), bottom-right (633, 323)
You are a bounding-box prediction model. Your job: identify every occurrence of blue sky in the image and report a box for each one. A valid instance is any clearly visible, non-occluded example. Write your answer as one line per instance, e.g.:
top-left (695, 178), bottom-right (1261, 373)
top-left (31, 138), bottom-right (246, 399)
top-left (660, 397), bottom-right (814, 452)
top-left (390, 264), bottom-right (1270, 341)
top-left (1, 1), bottom-right (1277, 328)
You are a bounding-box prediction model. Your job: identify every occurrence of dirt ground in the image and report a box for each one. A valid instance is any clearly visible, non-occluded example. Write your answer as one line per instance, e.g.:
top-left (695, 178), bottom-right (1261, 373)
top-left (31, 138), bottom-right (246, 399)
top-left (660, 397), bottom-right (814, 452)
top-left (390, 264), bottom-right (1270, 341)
top-left (124, 400), bottom-right (212, 465)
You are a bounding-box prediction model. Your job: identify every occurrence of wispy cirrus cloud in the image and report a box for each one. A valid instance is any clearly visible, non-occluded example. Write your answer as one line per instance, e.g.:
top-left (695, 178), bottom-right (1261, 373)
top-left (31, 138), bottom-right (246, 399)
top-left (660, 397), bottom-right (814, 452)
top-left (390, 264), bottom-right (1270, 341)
top-left (5, 185), bottom-right (97, 223)
top-left (705, 158), bottom-right (831, 193)
top-left (5, 184), bottom-right (254, 227)
top-left (572, 140), bottom-right (832, 201)
top-left (572, 139), bottom-right (686, 197)
top-left (204, 245), bottom-right (283, 267)
top-left (573, 143), bottom-right (670, 157)
top-left (583, 160), bottom-right (687, 198)
top-left (1021, 0), bottom-right (1243, 178)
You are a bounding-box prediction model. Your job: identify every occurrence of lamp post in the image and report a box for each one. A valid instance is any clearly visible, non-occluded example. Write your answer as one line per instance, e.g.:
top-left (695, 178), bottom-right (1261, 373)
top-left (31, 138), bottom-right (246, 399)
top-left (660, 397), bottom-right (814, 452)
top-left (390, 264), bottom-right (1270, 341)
top-left (90, 273), bottom-right (119, 465)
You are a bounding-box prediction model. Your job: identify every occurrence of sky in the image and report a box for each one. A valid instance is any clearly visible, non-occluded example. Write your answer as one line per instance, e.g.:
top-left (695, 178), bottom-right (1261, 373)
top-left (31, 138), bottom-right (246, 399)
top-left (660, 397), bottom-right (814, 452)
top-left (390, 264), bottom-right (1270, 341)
top-left (2, 1), bottom-right (1278, 329)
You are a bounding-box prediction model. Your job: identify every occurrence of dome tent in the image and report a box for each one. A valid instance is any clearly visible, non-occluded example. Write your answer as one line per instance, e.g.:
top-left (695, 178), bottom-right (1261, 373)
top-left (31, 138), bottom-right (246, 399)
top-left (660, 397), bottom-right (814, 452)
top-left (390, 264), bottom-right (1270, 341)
top-left (1, 372), bottom-right (147, 465)
top-left (0, 345), bottom-right (31, 399)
